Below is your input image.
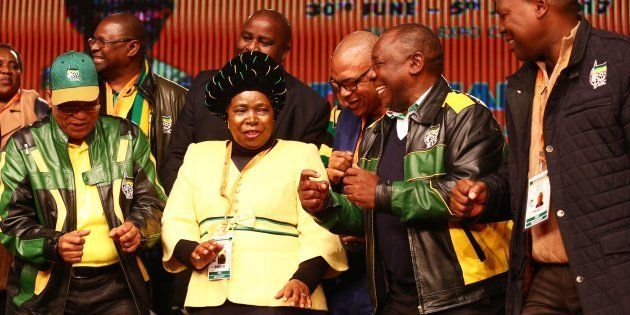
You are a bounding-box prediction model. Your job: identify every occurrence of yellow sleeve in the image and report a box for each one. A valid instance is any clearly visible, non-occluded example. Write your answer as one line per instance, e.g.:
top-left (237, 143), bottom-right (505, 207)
top-left (295, 143), bottom-right (348, 277)
top-left (161, 143), bottom-right (201, 273)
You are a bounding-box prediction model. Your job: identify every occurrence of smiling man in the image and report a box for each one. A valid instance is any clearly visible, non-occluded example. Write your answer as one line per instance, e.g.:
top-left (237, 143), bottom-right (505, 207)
top-left (0, 51), bottom-right (165, 314)
top-left (90, 13), bottom-right (187, 170)
top-left (0, 44), bottom-right (49, 148)
top-left (89, 15), bottom-right (187, 313)
top-left (322, 31), bottom-right (386, 315)
top-left (327, 31), bottom-right (387, 185)
top-left (299, 24), bottom-right (511, 314)
top-left (449, 0), bottom-right (630, 314)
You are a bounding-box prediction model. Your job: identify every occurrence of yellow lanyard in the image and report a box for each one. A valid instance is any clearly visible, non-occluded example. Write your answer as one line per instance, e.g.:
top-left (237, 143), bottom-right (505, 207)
top-left (218, 141), bottom-right (272, 234)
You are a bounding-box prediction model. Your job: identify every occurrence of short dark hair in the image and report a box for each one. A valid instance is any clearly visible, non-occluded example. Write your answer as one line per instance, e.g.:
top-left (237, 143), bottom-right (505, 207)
top-left (384, 23), bottom-right (444, 75)
top-left (0, 44), bottom-right (22, 70)
top-left (102, 12), bottom-right (150, 56)
top-left (248, 9), bottom-right (292, 44)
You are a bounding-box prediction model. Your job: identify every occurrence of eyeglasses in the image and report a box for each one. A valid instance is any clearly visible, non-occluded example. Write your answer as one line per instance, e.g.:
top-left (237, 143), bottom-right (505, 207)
top-left (328, 68), bottom-right (371, 92)
top-left (88, 37), bottom-right (133, 48)
top-left (56, 104), bottom-right (100, 115)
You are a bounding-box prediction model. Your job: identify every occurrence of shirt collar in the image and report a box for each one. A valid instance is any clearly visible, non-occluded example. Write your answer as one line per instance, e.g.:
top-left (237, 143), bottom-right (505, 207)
top-left (534, 21), bottom-right (580, 77)
top-left (386, 87), bottom-right (433, 120)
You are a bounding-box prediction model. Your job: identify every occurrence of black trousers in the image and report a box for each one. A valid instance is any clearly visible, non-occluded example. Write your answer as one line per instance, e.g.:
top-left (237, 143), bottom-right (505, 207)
top-left (378, 294), bottom-right (505, 315)
top-left (64, 264), bottom-right (137, 315)
top-left (522, 264), bottom-right (582, 315)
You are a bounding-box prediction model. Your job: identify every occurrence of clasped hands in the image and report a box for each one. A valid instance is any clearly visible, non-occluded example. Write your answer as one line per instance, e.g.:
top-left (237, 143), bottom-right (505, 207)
top-left (300, 150), bottom-right (379, 212)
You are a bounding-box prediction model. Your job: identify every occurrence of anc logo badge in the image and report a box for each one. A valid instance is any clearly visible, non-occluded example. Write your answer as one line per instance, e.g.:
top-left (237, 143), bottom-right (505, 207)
top-left (424, 124), bottom-right (440, 148)
top-left (162, 115), bottom-right (173, 134)
top-left (589, 60), bottom-right (607, 89)
top-left (122, 170), bottom-right (134, 200)
top-left (66, 69), bottom-right (81, 82)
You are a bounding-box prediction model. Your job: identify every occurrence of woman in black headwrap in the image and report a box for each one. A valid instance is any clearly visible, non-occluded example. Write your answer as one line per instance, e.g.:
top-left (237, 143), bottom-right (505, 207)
top-left (161, 51), bottom-right (347, 314)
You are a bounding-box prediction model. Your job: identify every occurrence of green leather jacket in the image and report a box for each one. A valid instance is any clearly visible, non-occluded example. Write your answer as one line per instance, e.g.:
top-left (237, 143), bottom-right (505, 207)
top-left (313, 77), bottom-right (512, 314)
top-left (0, 115), bottom-right (165, 314)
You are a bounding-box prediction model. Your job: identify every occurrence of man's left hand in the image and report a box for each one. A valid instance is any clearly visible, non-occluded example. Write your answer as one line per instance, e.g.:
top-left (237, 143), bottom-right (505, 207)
top-left (109, 221), bottom-right (141, 253)
top-left (343, 164), bottom-right (379, 210)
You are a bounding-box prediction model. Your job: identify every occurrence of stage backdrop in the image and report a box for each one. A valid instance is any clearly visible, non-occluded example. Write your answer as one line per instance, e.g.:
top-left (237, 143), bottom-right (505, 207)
top-left (1, 0), bottom-right (628, 127)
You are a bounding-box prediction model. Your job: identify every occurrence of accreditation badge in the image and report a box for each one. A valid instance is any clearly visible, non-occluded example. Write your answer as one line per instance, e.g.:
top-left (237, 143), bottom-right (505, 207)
top-left (524, 170), bottom-right (551, 230)
top-left (208, 234), bottom-right (233, 280)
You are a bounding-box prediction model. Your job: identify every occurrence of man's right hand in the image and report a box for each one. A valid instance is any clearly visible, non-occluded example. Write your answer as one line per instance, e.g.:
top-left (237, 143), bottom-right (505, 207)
top-left (298, 170), bottom-right (329, 213)
top-left (57, 230), bottom-right (90, 264)
top-left (190, 240), bottom-right (223, 270)
top-left (450, 179), bottom-right (487, 218)
top-left (327, 151), bottom-right (353, 184)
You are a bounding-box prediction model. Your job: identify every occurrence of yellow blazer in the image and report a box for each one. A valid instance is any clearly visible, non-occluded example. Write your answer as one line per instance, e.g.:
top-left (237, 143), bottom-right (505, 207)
top-left (162, 140), bottom-right (348, 310)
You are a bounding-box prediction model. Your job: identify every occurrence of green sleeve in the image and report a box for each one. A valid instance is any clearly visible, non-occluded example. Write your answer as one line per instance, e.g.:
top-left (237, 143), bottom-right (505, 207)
top-left (311, 191), bottom-right (365, 237)
top-left (0, 139), bottom-right (61, 268)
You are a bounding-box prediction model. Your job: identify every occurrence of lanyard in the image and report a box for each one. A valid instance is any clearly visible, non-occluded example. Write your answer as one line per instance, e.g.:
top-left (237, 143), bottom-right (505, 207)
top-left (352, 117), bottom-right (367, 165)
top-left (218, 141), bottom-right (271, 234)
top-left (534, 70), bottom-right (551, 174)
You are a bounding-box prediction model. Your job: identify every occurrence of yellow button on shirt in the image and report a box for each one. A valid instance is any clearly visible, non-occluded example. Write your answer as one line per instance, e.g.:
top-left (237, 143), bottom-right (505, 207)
top-left (68, 142), bottom-right (119, 267)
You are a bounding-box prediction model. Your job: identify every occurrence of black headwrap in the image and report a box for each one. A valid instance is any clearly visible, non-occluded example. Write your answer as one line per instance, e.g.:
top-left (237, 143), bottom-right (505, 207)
top-left (205, 51), bottom-right (287, 121)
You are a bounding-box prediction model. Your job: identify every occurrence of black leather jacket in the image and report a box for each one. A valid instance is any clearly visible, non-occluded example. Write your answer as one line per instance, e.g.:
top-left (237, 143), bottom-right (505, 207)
top-left (0, 116), bottom-right (165, 314)
top-left (99, 71), bottom-right (188, 169)
top-left (313, 77), bottom-right (511, 314)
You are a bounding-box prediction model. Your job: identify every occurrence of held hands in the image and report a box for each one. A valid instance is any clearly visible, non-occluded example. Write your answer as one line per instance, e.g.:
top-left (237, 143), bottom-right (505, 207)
top-left (343, 164), bottom-right (379, 210)
top-left (190, 241), bottom-right (223, 270)
top-left (275, 279), bottom-right (312, 309)
top-left (450, 179), bottom-right (487, 218)
top-left (327, 151), bottom-right (353, 184)
top-left (109, 221), bottom-right (141, 254)
top-left (57, 230), bottom-right (90, 264)
top-left (298, 170), bottom-right (330, 213)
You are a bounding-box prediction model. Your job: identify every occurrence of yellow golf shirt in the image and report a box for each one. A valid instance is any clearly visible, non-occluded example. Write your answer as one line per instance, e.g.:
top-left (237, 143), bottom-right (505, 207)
top-left (68, 142), bottom-right (119, 267)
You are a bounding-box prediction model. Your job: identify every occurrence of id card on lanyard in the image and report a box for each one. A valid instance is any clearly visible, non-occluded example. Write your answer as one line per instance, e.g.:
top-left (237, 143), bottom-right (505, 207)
top-left (207, 141), bottom-right (272, 280)
top-left (207, 233), bottom-right (234, 280)
top-left (524, 170), bottom-right (551, 230)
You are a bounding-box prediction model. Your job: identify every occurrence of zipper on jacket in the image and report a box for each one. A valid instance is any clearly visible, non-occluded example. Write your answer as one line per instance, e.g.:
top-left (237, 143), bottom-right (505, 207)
top-left (92, 132), bottom-right (143, 314)
top-left (407, 230), bottom-right (425, 314)
top-left (461, 223), bottom-right (487, 262)
top-left (368, 121), bottom-right (388, 313)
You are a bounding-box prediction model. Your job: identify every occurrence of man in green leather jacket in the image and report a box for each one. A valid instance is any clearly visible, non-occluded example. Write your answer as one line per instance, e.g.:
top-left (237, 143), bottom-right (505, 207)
top-left (0, 51), bottom-right (165, 314)
top-left (299, 24), bottom-right (511, 314)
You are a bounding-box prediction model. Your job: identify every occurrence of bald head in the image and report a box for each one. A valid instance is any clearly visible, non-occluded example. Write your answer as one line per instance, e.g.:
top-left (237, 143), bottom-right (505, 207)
top-left (381, 23), bottom-right (444, 75)
top-left (330, 31), bottom-right (384, 118)
top-left (100, 13), bottom-right (148, 51)
top-left (332, 31), bottom-right (378, 69)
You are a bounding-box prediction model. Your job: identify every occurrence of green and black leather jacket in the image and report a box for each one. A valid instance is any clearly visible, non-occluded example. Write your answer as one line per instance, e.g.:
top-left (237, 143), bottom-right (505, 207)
top-left (313, 77), bottom-right (512, 314)
top-left (0, 115), bottom-right (166, 314)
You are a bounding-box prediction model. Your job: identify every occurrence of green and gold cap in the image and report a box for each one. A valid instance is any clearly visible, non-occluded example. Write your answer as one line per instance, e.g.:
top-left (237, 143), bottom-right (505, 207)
top-left (49, 51), bottom-right (99, 106)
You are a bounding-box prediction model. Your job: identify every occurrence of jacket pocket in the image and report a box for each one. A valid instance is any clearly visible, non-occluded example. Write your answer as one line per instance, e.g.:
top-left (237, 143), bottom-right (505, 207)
top-left (563, 97), bottom-right (611, 118)
top-left (600, 228), bottom-right (630, 255)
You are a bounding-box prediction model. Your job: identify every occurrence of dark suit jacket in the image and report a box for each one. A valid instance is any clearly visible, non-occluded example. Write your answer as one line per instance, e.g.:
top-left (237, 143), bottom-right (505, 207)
top-left (160, 70), bottom-right (330, 193)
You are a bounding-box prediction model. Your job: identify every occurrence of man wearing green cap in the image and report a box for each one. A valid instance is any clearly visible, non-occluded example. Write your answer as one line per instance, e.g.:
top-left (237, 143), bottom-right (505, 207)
top-left (0, 51), bottom-right (165, 314)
